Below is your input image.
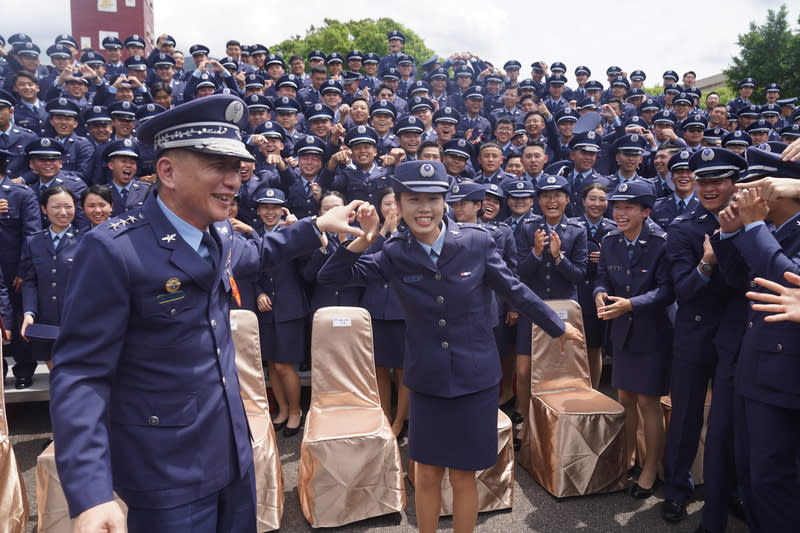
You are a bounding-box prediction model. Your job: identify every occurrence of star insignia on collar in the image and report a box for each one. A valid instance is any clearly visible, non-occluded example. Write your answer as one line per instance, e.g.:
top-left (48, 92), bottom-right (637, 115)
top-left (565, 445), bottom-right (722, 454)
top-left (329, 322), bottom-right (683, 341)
top-left (796, 220), bottom-right (800, 226)
top-left (217, 225), bottom-right (229, 235)
top-left (109, 221), bottom-right (122, 230)
top-left (118, 219), bottom-right (128, 227)
top-left (699, 214), bottom-right (707, 219)
top-left (126, 215), bottom-right (137, 224)
top-left (161, 233), bottom-right (177, 243)
top-left (638, 240), bottom-right (647, 245)
top-left (450, 230), bottom-right (460, 235)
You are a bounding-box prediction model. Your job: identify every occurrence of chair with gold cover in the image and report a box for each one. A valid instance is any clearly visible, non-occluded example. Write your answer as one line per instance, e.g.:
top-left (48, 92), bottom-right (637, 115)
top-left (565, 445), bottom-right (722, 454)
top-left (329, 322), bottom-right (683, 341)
top-left (297, 307), bottom-right (405, 527)
top-left (1, 341), bottom-right (29, 533)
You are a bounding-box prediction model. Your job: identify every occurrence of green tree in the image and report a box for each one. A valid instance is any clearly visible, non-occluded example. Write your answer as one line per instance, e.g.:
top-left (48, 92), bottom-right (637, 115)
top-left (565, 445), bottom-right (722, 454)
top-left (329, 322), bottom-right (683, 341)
top-left (270, 18), bottom-right (434, 72)
top-left (724, 4), bottom-right (800, 104)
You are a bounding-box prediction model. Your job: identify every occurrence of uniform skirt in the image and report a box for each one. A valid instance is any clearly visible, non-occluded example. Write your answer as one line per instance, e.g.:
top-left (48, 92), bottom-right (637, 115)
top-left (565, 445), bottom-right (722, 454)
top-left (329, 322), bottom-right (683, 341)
top-left (612, 348), bottom-right (671, 397)
top-left (515, 317), bottom-right (533, 356)
top-left (408, 384), bottom-right (499, 471)
top-left (372, 319), bottom-right (405, 369)
top-left (258, 317), bottom-right (306, 363)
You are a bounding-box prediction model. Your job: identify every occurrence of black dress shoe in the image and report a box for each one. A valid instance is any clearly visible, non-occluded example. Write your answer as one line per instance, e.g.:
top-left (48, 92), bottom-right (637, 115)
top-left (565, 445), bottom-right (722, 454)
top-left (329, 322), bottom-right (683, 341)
top-left (629, 480), bottom-right (656, 499)
top-left (509, 411), bottom-right (524, 425)
top-left (283, 412), bottom-right (304, 437)
top-left (729, 498), bottom-right (746, 521)
top-left (271, 419), bottom-right (286, 431)
top-left (661, 498), bottom-right (687, 522)
top-left (513, 438), bottom-right (521, 451)
top-left (14, 376), bottom-right (33, 389)
top-left (499, 397), bottom-right (516, 411)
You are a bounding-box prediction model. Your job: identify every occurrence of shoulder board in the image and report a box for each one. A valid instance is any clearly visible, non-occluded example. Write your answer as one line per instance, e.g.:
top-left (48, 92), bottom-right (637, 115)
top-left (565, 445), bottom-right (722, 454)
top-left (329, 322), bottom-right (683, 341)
top-left (6, 180), bottom-right (32, 191)
top-left (650, 229), bottom-right (668, 239)
top-left (566, 219), bottom-right (583, 227)
top-left (454, 222), bottom-right (488, 233)
top-left (106, 210), bottom-right (147, 236)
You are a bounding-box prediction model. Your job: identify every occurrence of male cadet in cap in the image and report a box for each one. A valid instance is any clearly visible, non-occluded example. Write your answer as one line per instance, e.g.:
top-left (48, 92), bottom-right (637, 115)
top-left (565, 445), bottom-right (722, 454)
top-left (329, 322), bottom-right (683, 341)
top-left (0, 147), bottom-right (42, 385)
top-left (359, 52), bottom-right (381, 91)
top-left (680, 113), bottom-right (708, 152)
top-left (650, 150), bottom-right (698, 230)
top-left (378, 30), bottom-right (410, 72)
top-left (305, 103), bottom-right (335, 144)
top-left (440, 138), bottom-right (475, 182)
top-left (272, 96), bottom-right (305, 153)
top-left (150, 52), bottom-right (185, 106)
top-left (369, 98), bottom-right (399, 156)
top-left (249, 121), bottom-right (296, 188)
top-left (8, 70), bottom-right (47, 135)
top-left (489, 85), bottom-right (522, 124)
top-left (39, 44), bottom-right (75, 98)
top-left (48, 94), bottom-right (364, 532)
top-left (298, 66), bottom-right (327, 108)
top-left (101, 36), bottom-right (125, 82)
top-left (392, 115), bottom-right (424, 162)
top-left (286, 135), bottom-right (326, 218)
top-left (607, 134), bottom-right (655, 193)
top-left (473, 141), bottom-right (513, 185)
top-left (24, 138), bottom-right (88, 230)
top-left (776, 97), bottom-right (796, 130)
top-left (707, 147), bottom-right (800, 532)
top-left (659, 147), bottom-right (747, 532)
top-left (457, 86), bottom-right (492, 143)
top-left (564, 131), bottom-right (613, 215)
top-left (552, 107), bottom-right (579, 162)
top-left (83, 106), bottom-right (115, 185)
top-left (43, 98), bottom-right (94, 181)
top-left (0, 88), bottom-right (40, 178)
top-left (103, 139), bottom-right (151, 216)
top-left (727, 78), bottom-right (755, 115)
top-left (320, 125), bottom-right (391, 204)
top-left (183, 54), bottom-right (238, 103)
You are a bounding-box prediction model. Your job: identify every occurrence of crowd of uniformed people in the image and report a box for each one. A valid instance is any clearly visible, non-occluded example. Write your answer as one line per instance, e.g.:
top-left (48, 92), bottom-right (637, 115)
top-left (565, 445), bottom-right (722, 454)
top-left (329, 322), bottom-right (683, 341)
top-left (1, 26), bottom-right (800, 533)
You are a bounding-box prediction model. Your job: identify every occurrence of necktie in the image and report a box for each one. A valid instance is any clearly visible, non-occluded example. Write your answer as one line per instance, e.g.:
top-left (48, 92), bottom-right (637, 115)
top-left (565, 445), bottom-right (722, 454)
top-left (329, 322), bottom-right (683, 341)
top-left (590, 225), bottom-right (597, 239)
top-left (627, 243), bottom-right (635, 263)
top-left (120, 188), bottom-right (129, 206)
top-left (305, 181), bottom-right (312, 198)
top-left (677, 199), bottom-right (686, 213)
top-left (201, 231), bottom-right (220, 268)
top-left (53, 235), bottom-right (60, 248)
top-left (0, 134), bottom-right (7, 150)
top-left (572, 172), bottom-right (582, 192)
top-left (429, 248), bottom-right (439, 265)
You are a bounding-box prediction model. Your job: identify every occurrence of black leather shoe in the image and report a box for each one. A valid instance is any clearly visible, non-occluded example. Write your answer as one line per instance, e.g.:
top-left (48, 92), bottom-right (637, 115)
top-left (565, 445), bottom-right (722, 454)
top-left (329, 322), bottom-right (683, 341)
top-left (513, 438), bottom-right (521, 451)
top-left (283, 412), bottom-right (304, 437)
top-left (14, 376), bottom-right (33, 389)
top-left (510, 411), bottom-right (524, 425)
top-left (661, 498), bottom-right (687, 522)
top-left (271, 419), bottom-right (286, 431)
top-left (629, 481), bottom-right (655, 499)
top-left (499, 397), bottom-right (516, 411)
top-left (729, 498), bottom-right (746, 522)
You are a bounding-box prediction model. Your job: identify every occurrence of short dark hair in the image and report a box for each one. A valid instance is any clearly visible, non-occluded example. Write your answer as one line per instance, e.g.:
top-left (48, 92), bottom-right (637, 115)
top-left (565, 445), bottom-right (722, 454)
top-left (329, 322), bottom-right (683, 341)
top-left (41, 185), bottom-right (75, 208)
top-left (226, 40), bottom-right (241, 48)
top-left (417, 140), bottom-right (442, 158)
top-left (289, 54), bottom-right (304, 64)
top-left (494, 117), bottom-right (514, 130)
top-left (582, 182), bottom-right (609, 199)
top-left (310, 66), bottom-right (327, 76)
top-left (523, 139), bottom-right (546, 152)
top-left (81, 184), bottom-right (113, 207)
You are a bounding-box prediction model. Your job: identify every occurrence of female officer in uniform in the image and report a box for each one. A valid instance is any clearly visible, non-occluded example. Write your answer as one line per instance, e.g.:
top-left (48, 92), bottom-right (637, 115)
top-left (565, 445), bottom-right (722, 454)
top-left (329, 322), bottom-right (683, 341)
top-left (594, 180), bottom-right (674, 499)
top-left (81, 185), bottom-right (114, 229)
top-left (20, 185), bottom-right (83, 367)
top-left (318, 160), bottom-right (582, 533)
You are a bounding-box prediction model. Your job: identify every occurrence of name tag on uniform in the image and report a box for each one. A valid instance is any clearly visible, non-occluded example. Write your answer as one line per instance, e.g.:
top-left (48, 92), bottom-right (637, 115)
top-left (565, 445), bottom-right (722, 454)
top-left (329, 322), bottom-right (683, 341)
top-left (609, 266), bottom-right (622, 271)
top-left (157, 290), bottom-right (185, 304)
top-left (403, 274), bottom-right (423, 283)
top-left (459, 272), bottom-right (471, 278)
top-left (332, 317), bottom-right (352, 328)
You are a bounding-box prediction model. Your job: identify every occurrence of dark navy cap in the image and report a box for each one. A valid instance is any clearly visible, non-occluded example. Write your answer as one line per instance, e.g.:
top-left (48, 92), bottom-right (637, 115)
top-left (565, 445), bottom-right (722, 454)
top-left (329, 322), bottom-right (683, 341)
top-left (704, 127), bottom-right (726, 143)
top-left (397, 54), bottom-right (414, 67)
top-left (25, 323), bottom-right (60, 343)
top-left (513, 123), bottom-right (527, 136)
top-left (756, 141), bottom-right (789, 153)
top-left (624, 115), bottom-right (648, 128)
top-left (250, 44), bottom-right (269, 56)
top-left (380, 68), bottom-right (400, 81)
top-left (640, 98), bottom-right (660, 113)
top-left (153, 52), bottom-right (175, 67)
top-left (8, 33), bottom-right (32, 47)
top-left (325, 52), bottom-right (343, 65)
top-left (135, 102), bottom-right (165, 123)
top-left (555, 107), bottom-right (578, 124)
top-left (26, 138), bottom-right (65, 159)
top-left (777, 97), bottom-right (797, 107)
top-left (320, 79), bottom-right (343, 95)
top-left (746, 119), bottom-right (772, 134)
top-left (686, 87), bottom-right (702, 100)
top-left (722, 130), bottom-right (752, 147)
top-left (305, 103), bottom-right (335, 122)
top-left (765, 82), bottom-right (781, 93)
top-left (738, 105), bottom-right (759, 118)
top-left (253, 120), bottom-right (286, 141)
top-left (454, 66), bottom-right (474, 78)
top-left (421, 55), bottom-right (440, 71)
top-left (503, 178), bottom-right (536, 197)
top-left (341, 71), bottom-right (360, 85)
top-left (160, 34), bottom-right (176, 47)
top-left (614, 133), bottom-right (647, 154)
top-left (46, 97), bottom-right (80, 117)
top-left (442, 138), bottom-right (473, 159)
top-left (569, 130), bottom-right (601, 152)
top-left (387, 30), bottom-right (406, 43)
top-left (606, 66), bottom-right (622, 76)
top-left (682, 114), bottom-right (708, 130)
top-left (550, 62), bottom-right (566, 73)
top-left (13, 42), bottom-right (40, 57)
top-left (504, 60), bottom-right (522, 71)
top-left (576, 96), bottom-right (598, 111)
top-left (688, 147), bottom-right (747, 180)
top-left (742, 145), bottom-right (800, 182)
top-left (484, 182), bottom-right (507, 198)
top-left (46, 44), bottom-right (71, 59)
top-left (536, 174), bottom-right (570, 193)
top-left (759, 103), bottom-right (780, 117)
top-left (124, 34), bottom-right (146, 48)
top-left (363, 52), bottom-right (380, 65)
top-left (663, 83), bottom-right (682, 95)
top-left (240, 46), bottom-right (250, 57)
top-left (662, 70), bottom-right (679, 82)
top-left (547, 74), bottom-right (567, 86)
top-left (344, 125), bottom-right (378, 146)
top-left (220, 57), bottom-right (238, 70)
top-left (668, 149), bottom-right (692, 171)
top-left (104, 138), bottom-right (140, 160)
top-left (245, 94), bottom-right (271, 111)
top-left (391, 161), bottom-right (450, 193)
top-left (779, 124), bottom-right (800, 139)
top-left (273, 96), bottom-right (301, 114)
top-left (256, 188), bottom-right (286, 205)
top-left (464, 86), bottom-right (485, 100)
top-left (189, 44), bottom-right (210, 57)
top-left (625, 88), bottom-right (646, 101)
top-left (738, 78), bottom-right (756, 89)
top-left (394, 115), bottom-right (424, 135)
top-left (585, 80), bottom-right (604, 91)
top-left (608, 180), bottom-right (656, 208)
top-left (653, 109), bottom-right (678, 127)
top-left (446, 181), bottom-right (485, 203)
top-left (574, 65), bottom-right (591, 77)
top-left (410, 96), bottom-right (434, 113)
top-left (84, 105), bottom-right (111, 124)
top-left (124, 55), bottom-right (148, 71)
top-left (138, 94), bottom-right (254, 161)
top-left (346, 49), bottom-right (363, 62)
top-left (629, 70), bottom-right (646, 82)
top-left (244, 73), bottom-right (266, 89)
top-left (294, 135), bottom-right (326, 156)
top-left (531, 61), bottom-right (545, 73)
top-left (0, 89), bottom-right (16, 108)
top-left (673, 92), bottom-right (692, 106)
top-left (195, 73), bottom-right (217, 91)
top-left (102, 36), bottom-right (123, 49)
top-left (306, 49), bottom-right (324, 61)
top-left (370, 99), bottom-right (397, 118)
top-left (265, 53), bottom-right (284, 67)
top-left (610, 76), bottom-right (630, 89)
top-left (409, 80), bottom-right (432, 96)
top-left (433, 106), bottom-right (461, 124)
top-left (519, 79), bottom-right (537, 91)
top-left (80, 50), bottom-right (105, 66)
top-left (54, 33), bottom-right (77, 48)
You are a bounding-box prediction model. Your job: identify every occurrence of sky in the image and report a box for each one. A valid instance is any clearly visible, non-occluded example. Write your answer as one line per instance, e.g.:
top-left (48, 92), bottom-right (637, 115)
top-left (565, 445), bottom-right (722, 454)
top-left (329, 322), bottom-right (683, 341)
top-left (3, 0), bottom-right (797, 86)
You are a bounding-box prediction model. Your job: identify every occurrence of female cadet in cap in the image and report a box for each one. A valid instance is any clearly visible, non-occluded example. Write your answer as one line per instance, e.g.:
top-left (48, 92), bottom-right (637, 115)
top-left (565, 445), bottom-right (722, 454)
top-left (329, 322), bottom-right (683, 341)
top-left (20, 185), bottom-right (83, 368)
top-left (318, 160), bottom-right (582, 533)
top-left (80, 185), bottom-right (113, 228)
top-left (594, 180), bottom-right (674, 499)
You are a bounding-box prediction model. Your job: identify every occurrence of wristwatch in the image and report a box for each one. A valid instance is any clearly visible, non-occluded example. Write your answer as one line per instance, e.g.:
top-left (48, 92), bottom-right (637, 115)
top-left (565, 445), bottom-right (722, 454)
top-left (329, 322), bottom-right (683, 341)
top-left (699, 260), bottom-right (715, 275)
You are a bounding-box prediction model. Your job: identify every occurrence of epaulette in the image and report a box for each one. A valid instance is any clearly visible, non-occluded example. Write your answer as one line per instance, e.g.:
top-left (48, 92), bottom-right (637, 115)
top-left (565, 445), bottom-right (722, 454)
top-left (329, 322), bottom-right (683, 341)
top-left (106, 210), bottom-right (147, 236)
top-left (453, 221), bottom-right (488, 233)
top-left (2, 180), bottom-right (32, 191)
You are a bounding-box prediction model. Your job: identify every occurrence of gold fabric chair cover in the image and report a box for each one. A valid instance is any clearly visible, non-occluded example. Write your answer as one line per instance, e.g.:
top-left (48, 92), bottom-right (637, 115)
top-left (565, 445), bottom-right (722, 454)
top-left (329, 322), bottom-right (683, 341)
top-left (519, 299), bottom-right (627, 497)
top-left (407, 409), bottom-right (514, 515)
top-left (230, 309), bottom-right (284, 532)
top-left (636, 390), bottom-right (712, 484)
top-left (297, 307), bottom-right (405, 528)
top-left (0, 342), bottom-right (28, 533)
top-left (36, 442), bottom-right (127, 533)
